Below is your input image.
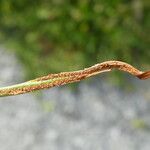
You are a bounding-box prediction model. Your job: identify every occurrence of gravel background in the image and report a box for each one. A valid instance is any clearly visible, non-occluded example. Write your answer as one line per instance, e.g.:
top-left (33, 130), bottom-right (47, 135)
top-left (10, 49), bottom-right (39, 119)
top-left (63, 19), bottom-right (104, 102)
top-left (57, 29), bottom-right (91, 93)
top-left (0, 48), bottom-right (150, 150)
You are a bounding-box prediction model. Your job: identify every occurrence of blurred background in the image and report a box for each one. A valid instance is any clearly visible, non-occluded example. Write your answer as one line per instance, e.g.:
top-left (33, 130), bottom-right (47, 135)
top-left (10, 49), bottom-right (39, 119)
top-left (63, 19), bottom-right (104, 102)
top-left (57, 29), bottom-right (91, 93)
top-left (0, 0), bottom-right (150, 150)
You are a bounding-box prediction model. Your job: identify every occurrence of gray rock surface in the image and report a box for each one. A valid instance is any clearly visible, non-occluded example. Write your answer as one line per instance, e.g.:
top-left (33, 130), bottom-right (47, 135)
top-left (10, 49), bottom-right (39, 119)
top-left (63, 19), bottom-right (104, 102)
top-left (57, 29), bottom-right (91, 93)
top-left (0, 48), bottom-right (150, 150)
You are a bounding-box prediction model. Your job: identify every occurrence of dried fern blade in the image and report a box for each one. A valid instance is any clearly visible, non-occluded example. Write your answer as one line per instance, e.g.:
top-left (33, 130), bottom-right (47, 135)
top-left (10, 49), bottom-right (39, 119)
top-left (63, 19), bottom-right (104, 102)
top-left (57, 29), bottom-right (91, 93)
top-left (0, 61), bottom-right (149, 97)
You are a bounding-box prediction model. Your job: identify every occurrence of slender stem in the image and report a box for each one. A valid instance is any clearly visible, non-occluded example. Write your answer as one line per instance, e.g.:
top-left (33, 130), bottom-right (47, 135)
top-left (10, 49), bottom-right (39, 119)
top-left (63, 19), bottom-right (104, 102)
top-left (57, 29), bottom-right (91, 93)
top-left (0, 60), bottom-right (149, 97)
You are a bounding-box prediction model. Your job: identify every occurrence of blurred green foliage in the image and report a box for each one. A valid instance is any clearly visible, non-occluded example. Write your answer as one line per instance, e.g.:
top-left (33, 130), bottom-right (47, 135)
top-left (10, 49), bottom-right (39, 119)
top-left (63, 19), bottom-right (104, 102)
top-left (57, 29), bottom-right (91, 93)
top-left (0, 0), bottom-right (149, 80)
top-left (131, 119), bottom-right (150, 130)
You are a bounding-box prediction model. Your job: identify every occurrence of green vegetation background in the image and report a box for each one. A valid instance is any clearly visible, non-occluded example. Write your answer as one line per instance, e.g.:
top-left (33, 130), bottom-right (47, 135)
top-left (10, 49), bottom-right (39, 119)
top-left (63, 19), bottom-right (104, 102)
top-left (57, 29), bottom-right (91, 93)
top-left (0, 0), bottom-right (149, 82)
